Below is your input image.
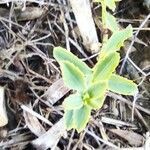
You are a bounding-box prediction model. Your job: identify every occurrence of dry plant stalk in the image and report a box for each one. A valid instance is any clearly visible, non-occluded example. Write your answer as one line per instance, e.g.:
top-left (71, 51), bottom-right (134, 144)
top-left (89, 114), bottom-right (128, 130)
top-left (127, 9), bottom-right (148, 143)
top-left (69, 0), bottom-right (99, 53)
top-left (0, 87), bottom-right (8, 127)
top-left (32, 118), bottom-right (65, 149)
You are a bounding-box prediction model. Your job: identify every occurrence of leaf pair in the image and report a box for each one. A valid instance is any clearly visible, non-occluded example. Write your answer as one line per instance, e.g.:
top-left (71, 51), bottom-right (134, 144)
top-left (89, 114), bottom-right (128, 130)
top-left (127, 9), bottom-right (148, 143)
top-left (92, 49), bottom-right (138, 96)
top-left (64, 105), bottom-right (91, 133)
top-left (64, 94), bottom-right (91, 132)
top-left (63, 81), bottom-right (107, 132)
top-left (63, 81), bottom-right (107, 110)
top-left (92, 51), bottom-right (138, 96)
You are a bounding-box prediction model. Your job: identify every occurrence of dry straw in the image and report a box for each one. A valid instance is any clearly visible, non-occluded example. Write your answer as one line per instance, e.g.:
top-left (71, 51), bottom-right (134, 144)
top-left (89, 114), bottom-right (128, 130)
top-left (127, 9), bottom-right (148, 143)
top-left (0, 86), bottom-right (8, 127)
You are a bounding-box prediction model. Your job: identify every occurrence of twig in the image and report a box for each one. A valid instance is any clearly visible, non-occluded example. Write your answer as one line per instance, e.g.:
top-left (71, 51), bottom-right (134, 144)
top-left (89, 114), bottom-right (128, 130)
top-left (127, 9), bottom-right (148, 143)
top-left (27, 68), bottom-right (52, 84)
top-left (85, 129), bottom-right (119, 149)
top-left (101, 117), bottom-right (136, 127)
top-left (120, 13), bottom-right (150, 74)
top-left (108, 92), bottom-right (150, 115)
top-left (21, 104), bottom-right (52, 126)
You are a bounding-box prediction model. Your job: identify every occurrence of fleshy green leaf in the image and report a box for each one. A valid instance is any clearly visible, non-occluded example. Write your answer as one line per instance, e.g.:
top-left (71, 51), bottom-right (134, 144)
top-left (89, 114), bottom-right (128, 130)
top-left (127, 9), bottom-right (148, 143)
top-left (64, 110), bottom-right (74, 130)
top-left (73, 105), bottom-right (91, 132)
top-left (88, 95), bottom-right (106, 109)
top-left (92, 52), bottom-right (120, 82)
top-left (63, 93), bottom-right (83, 110)
top-left (108, 74), bottom-right (138, 95)
top-left (106, 12), bottom-right (119, 32)
top-left (61, 61), bottom-right (85, 91)
top-left (87, 81), bottom-right (107, 99)
top-left (101, 25), bottom-right (133, 55)
top-left (53, 47), bottom-right (92, 75)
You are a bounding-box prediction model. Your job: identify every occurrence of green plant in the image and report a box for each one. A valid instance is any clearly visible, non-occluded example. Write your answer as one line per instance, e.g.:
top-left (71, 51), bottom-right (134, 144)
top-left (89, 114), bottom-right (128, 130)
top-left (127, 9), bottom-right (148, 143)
top-left (53, 0), bottom-right (138, 132)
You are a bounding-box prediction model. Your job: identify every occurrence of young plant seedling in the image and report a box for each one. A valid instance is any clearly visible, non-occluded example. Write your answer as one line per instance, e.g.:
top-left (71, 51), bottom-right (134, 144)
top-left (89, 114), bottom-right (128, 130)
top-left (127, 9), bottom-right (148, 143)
top-left (53, 46), bottom-right (138, 132)
top-left (53, 0), bottom-right (138, 132)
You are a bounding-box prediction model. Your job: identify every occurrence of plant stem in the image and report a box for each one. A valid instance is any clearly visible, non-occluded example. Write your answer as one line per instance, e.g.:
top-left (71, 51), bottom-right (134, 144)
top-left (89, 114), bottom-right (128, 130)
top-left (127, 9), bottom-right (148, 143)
top-left (101, 1), bottom-right (108, 43)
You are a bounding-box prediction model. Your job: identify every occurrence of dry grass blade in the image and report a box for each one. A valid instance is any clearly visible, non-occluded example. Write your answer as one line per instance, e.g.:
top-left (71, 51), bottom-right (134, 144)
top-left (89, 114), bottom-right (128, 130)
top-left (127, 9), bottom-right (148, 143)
top-left (23, 107), bottom-right (46, 137)
top-left (45, 78), bottom-right (70, 105)
top-left (32, 118), bottom-right (66, 150)
top-left (0, 86), bottom-right (8, 127)
top-left (0, 131), bottom-right (32, 149)
top-left (144, 132), bottom-right (150, 150)
top-left (21, 104), bottom-right (52, 126)
top-left (101, 117), bottom-right (136, 127)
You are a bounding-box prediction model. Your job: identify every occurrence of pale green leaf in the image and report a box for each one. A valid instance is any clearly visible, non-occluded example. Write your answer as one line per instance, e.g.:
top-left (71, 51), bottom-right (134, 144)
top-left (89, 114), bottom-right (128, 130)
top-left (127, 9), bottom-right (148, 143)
top-left (101, 25), bottom-right (133, 55)
top-left (53, 47), bottom-right (92, 75)
top-left (87, 81), bottom-right (107, 99)
top-left (64, 110), bottom-right (74, 130)
top-left (108, 74), bottom-right (138, 95)
top-left (88, 95), bottom-right (106, 109)
top-left (106, 12), bottom-right (119, 32)
top-left (63, 93), bottom-right (83, 110)
top-left (92, 52), bottom-right (120, 82)
top-left (74, 105), bottom-right (91, 132)
top-left (61, 61), bottom-right (85, 91)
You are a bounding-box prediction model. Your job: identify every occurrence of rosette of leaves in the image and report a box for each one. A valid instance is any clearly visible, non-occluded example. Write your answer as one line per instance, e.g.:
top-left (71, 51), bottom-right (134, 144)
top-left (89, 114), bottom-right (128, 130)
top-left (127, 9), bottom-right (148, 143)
top-left (53, 33), bottom-right (138, 132)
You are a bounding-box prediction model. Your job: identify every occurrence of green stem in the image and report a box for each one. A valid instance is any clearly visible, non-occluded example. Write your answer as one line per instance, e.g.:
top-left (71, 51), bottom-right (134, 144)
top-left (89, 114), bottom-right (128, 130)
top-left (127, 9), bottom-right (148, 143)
top-left (101, 1), bottom-right (108, 43)
top-left (101, 1), bottom-right (106, 28)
